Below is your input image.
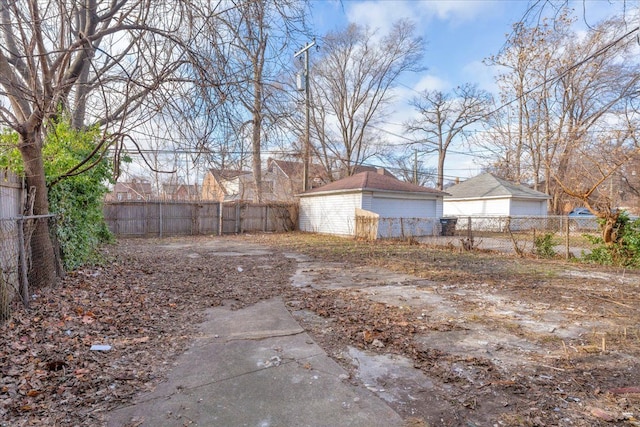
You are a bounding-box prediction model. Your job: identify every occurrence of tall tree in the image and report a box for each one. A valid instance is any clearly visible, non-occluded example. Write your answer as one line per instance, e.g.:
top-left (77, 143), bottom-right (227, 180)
top-left (392, 150), bottom-right (437, 187)
top-left (483, 16), bottom-right (568, 187)
top-left (0, 0), bottom-right (196, 286)
top-left (180, 0), bottom-right (308, 202)
top-left (405, 84), bottom-right (491, 190)
top-left (485, 10), bottom-right (640, 240)
top-left (309, 20), bottom-right (424, 178)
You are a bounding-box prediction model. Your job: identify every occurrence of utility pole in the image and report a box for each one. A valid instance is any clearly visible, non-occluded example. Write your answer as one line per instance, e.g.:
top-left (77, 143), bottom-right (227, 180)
top-left (413, 149), bottom-right (418, 185)
top-left (295, 38), bottom-right (315, 192)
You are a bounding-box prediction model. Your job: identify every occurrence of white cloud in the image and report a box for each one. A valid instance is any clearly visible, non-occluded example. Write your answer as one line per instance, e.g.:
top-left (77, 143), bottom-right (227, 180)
top-left (461, 60), bottom-right (497, 94)
top-left (346, 0), bottom-right (502, 33)
top-left (413, 74), bottom-right (450, 92)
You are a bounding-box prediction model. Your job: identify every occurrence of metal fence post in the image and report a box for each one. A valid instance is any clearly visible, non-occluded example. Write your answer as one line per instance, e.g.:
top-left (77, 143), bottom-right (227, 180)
top-left (264, 205), bottom-right (268, 232)
top-left (565, 217), bottom-right (570, 259)
top-left (159, 201), bottom-right (163, 238)
top-left (17, 217), bottom-right (29, 309)
top-left (235, 203), bottom-right (241, 234)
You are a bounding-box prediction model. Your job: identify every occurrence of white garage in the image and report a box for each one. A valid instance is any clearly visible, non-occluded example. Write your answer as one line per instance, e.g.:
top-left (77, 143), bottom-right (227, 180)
top-left (443, 173), bottom-right (549, 217)
top-left (298, 170), bottom-right (447, 238)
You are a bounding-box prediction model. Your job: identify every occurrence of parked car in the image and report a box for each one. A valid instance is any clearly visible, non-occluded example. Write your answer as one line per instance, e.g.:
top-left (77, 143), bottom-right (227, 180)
top-left (567, 207), bottom-right (598, 231)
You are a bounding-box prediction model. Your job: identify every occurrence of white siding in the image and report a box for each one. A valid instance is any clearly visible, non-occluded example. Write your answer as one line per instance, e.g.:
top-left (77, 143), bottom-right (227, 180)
top-left (371, 195), bottom-right (437, 218)
top-left (370, 194), bottom-right (439, 238)
top-left (361, 192), bottom-right (373, 211)
top-left (435, 197), bottom-right (443, 219)
top-left (299, 192), bottom-right (362, 236)
top-left (511, 199), bottom-right (547, 216)
top-left (443, 198), bottom-right (511, 216)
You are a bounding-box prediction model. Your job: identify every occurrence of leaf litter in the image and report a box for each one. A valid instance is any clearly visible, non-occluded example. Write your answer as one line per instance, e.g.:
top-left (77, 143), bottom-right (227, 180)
top-left (2, 234), bottom-right (640, 427)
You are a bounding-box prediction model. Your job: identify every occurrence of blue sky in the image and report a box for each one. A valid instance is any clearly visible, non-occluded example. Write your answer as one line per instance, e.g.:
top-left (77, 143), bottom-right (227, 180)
top-left (310, 0), bottom-right (525, 92)
top-left (306, 0), bottom-right (629, 181)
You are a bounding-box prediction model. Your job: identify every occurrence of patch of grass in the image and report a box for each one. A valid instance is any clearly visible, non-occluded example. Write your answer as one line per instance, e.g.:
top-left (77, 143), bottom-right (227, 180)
top-left (264, 232), bottom-right (568, 285)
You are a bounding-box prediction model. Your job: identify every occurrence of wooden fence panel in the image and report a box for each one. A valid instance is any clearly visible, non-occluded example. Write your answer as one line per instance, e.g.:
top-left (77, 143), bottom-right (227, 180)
top-left (221, 203), bottom-right (239, 234)
top-left (0, 170), bottom-right (23, 320)
top-left (197, 203), bottom-right (219, 234)
top-left (104, 201), bottom-right (221, 237)
top-left (0, 170), bottom-right (23, 219)
top-left (104, 201), bottom-right (296, 237)
top-left (241, 204), bottom-right (268, 232)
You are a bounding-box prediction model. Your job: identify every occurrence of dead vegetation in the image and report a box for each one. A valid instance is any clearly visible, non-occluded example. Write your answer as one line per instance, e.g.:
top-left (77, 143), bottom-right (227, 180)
top-left (258, 233), bottom-right (640, 426)
top-left (1, 233), bottom-right (639, 426)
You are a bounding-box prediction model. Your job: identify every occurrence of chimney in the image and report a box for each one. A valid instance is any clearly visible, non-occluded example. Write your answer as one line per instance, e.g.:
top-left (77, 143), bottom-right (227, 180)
top-left (376, 168), bottom-right (385, 175)
top-left (455, 177), bottom-right (460, 184)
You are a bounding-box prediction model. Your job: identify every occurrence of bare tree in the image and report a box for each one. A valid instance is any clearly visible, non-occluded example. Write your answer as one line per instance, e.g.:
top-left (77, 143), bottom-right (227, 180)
top-left (405, 84), bottom-right (492, 190)
top-left (309, 20), bottom-right (424, 178)
top-left (179, 0), bottom-right (308, 202)
top-left (0, 0), bottom-right (197, 286)
top-left (483, 15), bottom-right (570, 188)
top-left (485, 10), bottom-right (640, 241)
top-left (391, 151), bottom-right (437, 187)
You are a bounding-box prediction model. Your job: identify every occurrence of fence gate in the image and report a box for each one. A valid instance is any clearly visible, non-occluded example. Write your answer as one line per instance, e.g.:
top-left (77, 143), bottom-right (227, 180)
top-left (221, 203), bottom-right (240, 234)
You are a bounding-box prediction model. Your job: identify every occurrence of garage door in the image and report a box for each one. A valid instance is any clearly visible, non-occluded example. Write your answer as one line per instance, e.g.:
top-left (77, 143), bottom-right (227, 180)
top-left (370, 197), bottom-right (436, 218)
top-left (511, 200), bottom-right (545, 216)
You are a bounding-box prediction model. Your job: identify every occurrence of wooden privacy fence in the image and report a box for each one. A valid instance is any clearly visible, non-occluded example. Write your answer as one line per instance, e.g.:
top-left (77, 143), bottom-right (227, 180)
top-left (104, 201), bottom-right (297, 237)
top-left (355, 212), bottom-right (440, 240)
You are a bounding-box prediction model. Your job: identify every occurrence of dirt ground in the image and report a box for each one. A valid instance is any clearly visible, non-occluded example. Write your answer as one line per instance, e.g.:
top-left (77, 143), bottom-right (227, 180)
top-left (1, 233), bottom-right (639, 426)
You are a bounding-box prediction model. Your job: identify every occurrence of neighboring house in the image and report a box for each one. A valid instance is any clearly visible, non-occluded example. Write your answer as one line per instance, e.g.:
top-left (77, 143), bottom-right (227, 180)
top-left (264, 158), bottom-right (329, 202)
top-left (161, 183), bottom-right (200, 201)
top-left (443, 173), bottom-right (550, 217)
top-left (298, 170), bottom-right (447, 238)
top-left (349, 165), bottom-right (396, 179)
top-left (106, 178), bottom-right (153, 202)
top-left (201, 169), bottom-right (254, 202)
top-left (201, 161), bottom-right (330, 203)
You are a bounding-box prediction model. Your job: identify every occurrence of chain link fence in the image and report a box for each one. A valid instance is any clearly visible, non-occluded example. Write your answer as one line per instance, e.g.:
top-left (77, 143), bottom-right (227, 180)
top-left (360, 215), bottom-right (600, 259)
top-left (0, 215), bottom-right (62, 321)
top-left (433, 216), bottom-right (599, 258)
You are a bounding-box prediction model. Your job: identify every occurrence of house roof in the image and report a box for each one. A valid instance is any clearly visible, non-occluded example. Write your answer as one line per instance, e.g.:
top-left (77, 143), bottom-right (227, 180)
top-left (113, 180), bottom-right (152, 195)
top-left (445, 173), bottom-right (550, 200)
top-left (350, 165), bottom-right (396, 178)
top-left (300, 171), bottom-right (447, 196)
top-left (208, 169), bottom-right (252, 181)
top-left (163, 183), bottom-right (199, 196)
top-left (268, 159), bottom-right (327, 180)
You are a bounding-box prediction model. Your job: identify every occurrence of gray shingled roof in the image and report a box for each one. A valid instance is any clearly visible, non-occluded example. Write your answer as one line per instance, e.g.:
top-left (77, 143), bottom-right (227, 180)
top-left (445, 173), bottom-right (550, 200)
top-left (300, 171), bottom-right (447, 196)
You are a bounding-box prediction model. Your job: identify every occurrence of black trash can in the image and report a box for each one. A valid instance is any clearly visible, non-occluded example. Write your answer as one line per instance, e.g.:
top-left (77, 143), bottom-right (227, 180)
top-left (440, 217), bottom-right (458, 236)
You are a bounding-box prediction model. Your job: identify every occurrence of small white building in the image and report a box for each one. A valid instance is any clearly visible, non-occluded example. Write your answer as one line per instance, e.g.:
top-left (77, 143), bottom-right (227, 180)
top-left (298, 170), bottom-right (447, 238)
top-left (443, 173), bottom-right (549, 217)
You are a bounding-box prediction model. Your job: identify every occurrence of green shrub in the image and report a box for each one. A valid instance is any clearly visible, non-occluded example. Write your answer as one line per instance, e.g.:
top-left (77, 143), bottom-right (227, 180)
top-left (1, 117), bottom-right (114, 270)
top-left (533, 232), bottom-right (557, 259)
top-left (583, 213), bottom-right (640, 267)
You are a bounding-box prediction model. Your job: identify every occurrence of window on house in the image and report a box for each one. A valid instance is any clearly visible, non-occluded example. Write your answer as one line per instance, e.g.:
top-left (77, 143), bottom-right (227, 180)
top-left (117, 193), bottom-right (123, 201)
top-left (127, 193), bottom-right (132, 200)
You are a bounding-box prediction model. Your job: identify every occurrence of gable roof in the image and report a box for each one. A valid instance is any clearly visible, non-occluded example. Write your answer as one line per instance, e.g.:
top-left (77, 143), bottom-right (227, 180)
top-left (445, 173), bottom-right (550, 200)
top-left (113, 180), bottom-right (152, 195)
top-left (208, 169), bottom-right (252, 181)
top-left (268, 159), bottom-right (327, 180)
top-left (350, 165), bottom-right (396, 178)
top-left (300, 171), bottom-right (447, 196)
top-left (162, 183), bottom-right (199, 196)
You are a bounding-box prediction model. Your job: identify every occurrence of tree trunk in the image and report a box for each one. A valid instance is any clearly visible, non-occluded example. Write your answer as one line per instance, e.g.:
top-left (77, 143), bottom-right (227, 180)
top-left (252, 110), bottom-right (263, 203)
top-left (437, 148), bottom-right (446, 191)
top-left (19, 133), bottom-right (57, 289)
